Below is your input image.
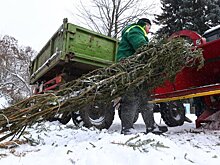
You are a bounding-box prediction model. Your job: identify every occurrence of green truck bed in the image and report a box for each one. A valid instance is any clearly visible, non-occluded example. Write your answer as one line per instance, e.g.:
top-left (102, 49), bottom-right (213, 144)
top-left (30, 18), bottom-right (118, 84)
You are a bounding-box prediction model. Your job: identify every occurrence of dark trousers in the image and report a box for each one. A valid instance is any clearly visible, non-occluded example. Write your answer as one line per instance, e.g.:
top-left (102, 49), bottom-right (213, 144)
top-left (120, 87), bottom-right (155, 130)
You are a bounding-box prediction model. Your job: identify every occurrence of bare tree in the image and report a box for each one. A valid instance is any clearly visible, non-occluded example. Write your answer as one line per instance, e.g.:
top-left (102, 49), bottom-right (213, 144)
top-left (74, 0), bottom-right (159, 38)
top-left (0, 35), bottom-right (36, 105)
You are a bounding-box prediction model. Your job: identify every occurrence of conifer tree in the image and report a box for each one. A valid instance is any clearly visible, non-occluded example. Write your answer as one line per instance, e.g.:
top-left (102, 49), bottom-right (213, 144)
top-left (155, 0), bottom-right (220, 37)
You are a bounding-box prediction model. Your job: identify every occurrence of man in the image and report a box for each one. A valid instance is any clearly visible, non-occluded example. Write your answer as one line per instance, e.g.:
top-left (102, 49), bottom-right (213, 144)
top-left (116, 18), bottom-right (168, 135)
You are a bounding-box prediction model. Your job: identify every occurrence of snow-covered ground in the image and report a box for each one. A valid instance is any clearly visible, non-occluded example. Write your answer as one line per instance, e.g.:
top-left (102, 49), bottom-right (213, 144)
top-left (0, 97), bottom-right (8, 109)
top-left (0, 111), bottom-right (220, 165)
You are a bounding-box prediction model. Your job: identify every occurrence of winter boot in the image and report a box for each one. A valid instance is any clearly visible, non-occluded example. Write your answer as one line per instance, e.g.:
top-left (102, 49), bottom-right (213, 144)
top-left (146, 124), bottom-right (168, 135)
top-left (120, 105), bottom-right (138, 135)
top-left (121, 127), bottom-right (137, 135)
top-left (141, 106), bottom-right (168, 135)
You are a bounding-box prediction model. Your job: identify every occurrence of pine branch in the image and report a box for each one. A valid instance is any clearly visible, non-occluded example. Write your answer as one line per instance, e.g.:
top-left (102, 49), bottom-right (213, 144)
top-left (0, 38), bottom-right (203, 142)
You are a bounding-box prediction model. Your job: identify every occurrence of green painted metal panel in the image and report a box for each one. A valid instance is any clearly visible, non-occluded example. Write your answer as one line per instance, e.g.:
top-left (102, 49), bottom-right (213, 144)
top-left (66, 23), bottom-right (117, 63)
top-left (30, 19), bottom-right (118, 84)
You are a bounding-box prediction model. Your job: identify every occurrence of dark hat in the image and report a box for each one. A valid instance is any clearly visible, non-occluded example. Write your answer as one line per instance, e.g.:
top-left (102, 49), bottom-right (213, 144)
top-left (137, 18), bottom-right (151, 27)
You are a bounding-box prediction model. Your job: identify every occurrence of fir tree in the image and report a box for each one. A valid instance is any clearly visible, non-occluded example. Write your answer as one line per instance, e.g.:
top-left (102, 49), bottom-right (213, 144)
top-left (154, 0), bottom-right (220, 37)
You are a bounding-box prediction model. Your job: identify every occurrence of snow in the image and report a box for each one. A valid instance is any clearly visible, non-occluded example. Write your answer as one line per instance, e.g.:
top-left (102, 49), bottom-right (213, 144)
top-left (0, 97), bottom-right (8, 109)
top-left (0, 111), bottom-right (220, 165)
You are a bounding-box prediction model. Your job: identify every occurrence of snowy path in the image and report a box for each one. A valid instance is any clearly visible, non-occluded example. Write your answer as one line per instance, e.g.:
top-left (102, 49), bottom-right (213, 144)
top-left (0, 113), bottom-right (220, 165)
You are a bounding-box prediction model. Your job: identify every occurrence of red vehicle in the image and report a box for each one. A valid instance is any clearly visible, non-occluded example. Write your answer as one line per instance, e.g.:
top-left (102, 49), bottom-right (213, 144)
top-left (151, 25), bottom-right (220, 129)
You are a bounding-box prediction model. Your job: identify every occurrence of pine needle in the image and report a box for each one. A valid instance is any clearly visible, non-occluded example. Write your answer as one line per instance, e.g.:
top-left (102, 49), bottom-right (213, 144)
top-left (0, 38), bottom-right (203, 142)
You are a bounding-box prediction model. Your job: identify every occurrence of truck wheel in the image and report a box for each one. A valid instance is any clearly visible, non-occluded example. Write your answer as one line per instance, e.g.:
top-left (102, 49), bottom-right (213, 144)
top-left (80, 101), bottom-right (115, 129)
top-left (160, 101), bottom-right (185, 127)
top-left (57, 112), bottom-right (72, 124)
top-left (71, 111), bottom-right (84, 127)
top-left (47, 112), bottom-right (71, 124)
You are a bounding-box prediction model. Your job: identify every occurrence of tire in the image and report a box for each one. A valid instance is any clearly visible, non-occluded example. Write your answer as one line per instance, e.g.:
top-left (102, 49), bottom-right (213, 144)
top-left (71, 111), bottom-right (84, 127)
top-left (47, 111), bottom-right (71, 124)
top-left (160, 101), bottom-right (185, 127)
top-left (79, 101), bottom-right (115, 129)
top-left (57, 112), bottom-right (72, 124)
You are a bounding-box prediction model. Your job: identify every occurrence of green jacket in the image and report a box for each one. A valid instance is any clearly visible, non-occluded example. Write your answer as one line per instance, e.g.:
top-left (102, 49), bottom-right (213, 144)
top-left (116, 24), bottom-right (149, 61)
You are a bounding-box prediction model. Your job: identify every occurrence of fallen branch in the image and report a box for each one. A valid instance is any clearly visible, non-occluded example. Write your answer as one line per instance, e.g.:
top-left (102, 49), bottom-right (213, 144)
top-left (0, 139), bottom-right (27, 149)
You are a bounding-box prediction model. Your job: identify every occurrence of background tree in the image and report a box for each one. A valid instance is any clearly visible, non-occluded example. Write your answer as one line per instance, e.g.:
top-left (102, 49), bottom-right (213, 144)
top-left (0, 35), bottom-right (36, 105)
top-left (154, 0), bottom-right (220, 38)
top-left (74, 0), bottom-right (159, 38)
